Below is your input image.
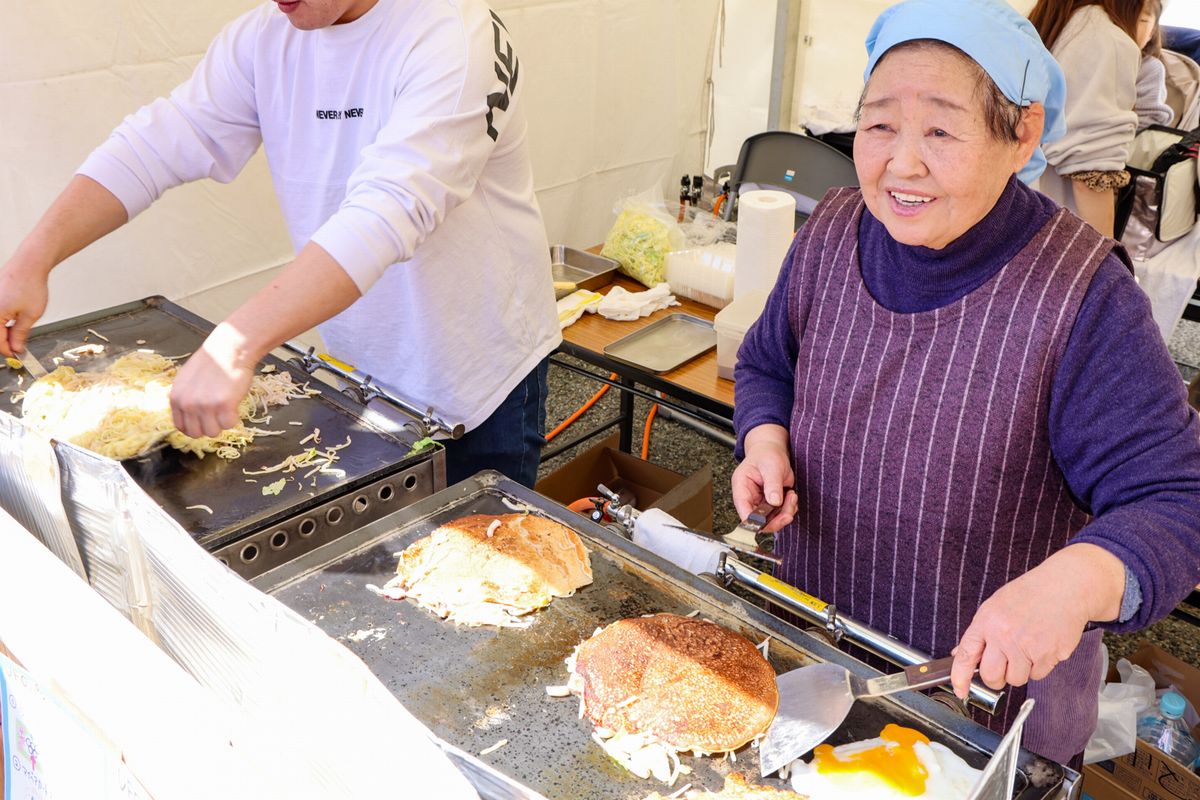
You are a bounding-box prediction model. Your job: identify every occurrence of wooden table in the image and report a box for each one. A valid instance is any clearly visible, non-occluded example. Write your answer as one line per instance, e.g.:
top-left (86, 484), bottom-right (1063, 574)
top-left (551, 275), bottom-right (736, 457)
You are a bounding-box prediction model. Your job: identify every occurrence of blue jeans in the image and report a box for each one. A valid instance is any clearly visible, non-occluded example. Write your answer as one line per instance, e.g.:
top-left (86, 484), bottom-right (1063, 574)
top-left (443, 358), bottom-right (549, 488)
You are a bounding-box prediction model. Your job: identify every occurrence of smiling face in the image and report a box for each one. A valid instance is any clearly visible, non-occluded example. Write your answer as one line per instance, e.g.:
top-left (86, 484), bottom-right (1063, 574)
top-left (853, 44), bottom-right (1040, 250)
top-left (273, 0), bottom-right (378, 30)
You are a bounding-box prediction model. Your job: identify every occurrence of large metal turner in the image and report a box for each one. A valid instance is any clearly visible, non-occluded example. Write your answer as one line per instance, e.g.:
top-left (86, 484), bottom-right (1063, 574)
top-left (760, 656), bottom-right (956, 777)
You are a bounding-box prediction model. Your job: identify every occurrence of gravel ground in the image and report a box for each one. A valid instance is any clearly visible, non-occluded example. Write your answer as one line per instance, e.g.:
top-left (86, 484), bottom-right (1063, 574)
top-left (540, 317), bottom-right (1200, 669)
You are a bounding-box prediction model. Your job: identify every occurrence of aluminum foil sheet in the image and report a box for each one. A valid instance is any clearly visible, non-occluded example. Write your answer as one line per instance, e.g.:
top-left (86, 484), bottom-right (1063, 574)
top-left (48, 435), bottom-right (480, 798)
top-left (0, 410), bottom-right (85, 579)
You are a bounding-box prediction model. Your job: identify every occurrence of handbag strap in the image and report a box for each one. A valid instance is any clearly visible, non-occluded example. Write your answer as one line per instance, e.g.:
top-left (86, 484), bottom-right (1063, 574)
top-left (1150, 128), bottom-right (1200, 173)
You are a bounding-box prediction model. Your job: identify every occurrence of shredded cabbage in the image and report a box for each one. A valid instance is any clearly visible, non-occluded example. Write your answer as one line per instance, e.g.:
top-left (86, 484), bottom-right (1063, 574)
top-left (21, 351), bottom-right (317, 460)
top-left (601, 204), bottom-right (683, 288)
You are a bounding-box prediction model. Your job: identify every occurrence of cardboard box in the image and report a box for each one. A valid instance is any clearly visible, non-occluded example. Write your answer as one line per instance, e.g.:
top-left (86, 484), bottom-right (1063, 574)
top-left (536, 432), bottom-right (714, 533)
top-left (1091, 643), bottom-right (1200, 800)
top-left (1083, 764), bottom-right (1139, 800)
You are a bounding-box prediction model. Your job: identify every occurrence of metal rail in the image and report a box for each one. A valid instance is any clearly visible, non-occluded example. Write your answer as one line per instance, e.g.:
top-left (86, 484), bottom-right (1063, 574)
top-left (552, 346), bottom-right (734, 422)
top-left (548, 354), bottom-right (733, 429)
top-left (715, 553), bottom-right (1003, 714)
top-left (281, 341), bottom-right (464, 441)
top-left (539, 416), bottom-right (625, 462)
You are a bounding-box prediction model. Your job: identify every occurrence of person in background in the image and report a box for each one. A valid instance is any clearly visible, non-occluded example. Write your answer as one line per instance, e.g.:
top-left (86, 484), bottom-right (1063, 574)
top-left (0, 0), bottom-right (560, 488)
top-left (1029, 0), bottom-right (1145, 237)
top-left (733, 0), bottom-right (1200, 768)
top-left (1135, 0), bottom-right (1175, 129)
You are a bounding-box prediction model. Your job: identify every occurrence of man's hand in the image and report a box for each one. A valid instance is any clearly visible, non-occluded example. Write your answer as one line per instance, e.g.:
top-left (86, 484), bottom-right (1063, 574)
top-left (170, 322), bottom-right (259, 438)
top-left (168, 241), bottom-right (363, 438)
top-left (949, 543), bottom-right (1126, 698)
top-left (0, 175), bottom-right (130, 356)
top-left (0, 259), bottom-right (50, 357)
top-left (731, 424), bottom-right (799, 534)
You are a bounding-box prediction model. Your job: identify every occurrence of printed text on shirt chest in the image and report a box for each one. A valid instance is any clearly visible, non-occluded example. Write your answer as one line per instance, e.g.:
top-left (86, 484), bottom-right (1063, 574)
top-left (315, 107), bottom-right (364, 120)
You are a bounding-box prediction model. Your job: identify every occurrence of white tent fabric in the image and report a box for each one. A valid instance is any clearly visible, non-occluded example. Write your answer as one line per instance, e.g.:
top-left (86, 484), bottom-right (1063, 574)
top-left (1163, 2), bottom-right (1200, 28)
top-left (789, 0), bottom-right (1034, 135)
top-left (706, 0), bottom-right (775, 174)
top-left (2, 1), bottom-right (1066, 332)
top-left (0, 1), bottom-right (719, 328)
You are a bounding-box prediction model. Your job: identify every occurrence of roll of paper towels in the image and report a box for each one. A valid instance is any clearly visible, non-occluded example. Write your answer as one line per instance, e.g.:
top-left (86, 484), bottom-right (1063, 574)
top-left (734, 189), bottom-right (797, 299)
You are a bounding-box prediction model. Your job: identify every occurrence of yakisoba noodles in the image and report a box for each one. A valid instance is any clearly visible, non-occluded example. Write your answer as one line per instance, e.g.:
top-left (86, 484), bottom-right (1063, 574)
top-left (21, 351), bottom-right (317, 460)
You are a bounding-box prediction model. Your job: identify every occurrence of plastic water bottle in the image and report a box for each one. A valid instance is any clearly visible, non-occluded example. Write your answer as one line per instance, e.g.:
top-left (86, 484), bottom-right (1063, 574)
top-left (1137, 691), bottom-right (1200, 765)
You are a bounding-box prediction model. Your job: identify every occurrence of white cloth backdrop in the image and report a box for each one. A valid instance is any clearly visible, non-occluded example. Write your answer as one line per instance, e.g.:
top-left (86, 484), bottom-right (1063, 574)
top-left (7, 0), bottom-right (1195, 333)
top-left (0, 1), bottom-right (719, 327)
top-left (1163, 2), bottom-right (1200, 28)
top-left (790, 0), bottom-right (1035, 135)
top-left (705, 0), bottom-right (775, 175)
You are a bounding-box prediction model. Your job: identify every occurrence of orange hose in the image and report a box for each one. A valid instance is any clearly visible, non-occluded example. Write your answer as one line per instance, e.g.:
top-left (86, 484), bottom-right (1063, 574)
top-left (641, 403), bottom-right (659, 459)
top-left (545, 372), bottom-right (619, 441)
top-left (567, 497), bottom-right (600, 514)
top-left (712, 193), bottom-right (727, 218)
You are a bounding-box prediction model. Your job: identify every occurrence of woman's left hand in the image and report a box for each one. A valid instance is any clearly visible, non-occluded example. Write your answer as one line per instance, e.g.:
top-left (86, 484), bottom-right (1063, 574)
top-left (169, 322), bottom-right (259, 438)
top-left (949, 543), bottom-right (1126, 698)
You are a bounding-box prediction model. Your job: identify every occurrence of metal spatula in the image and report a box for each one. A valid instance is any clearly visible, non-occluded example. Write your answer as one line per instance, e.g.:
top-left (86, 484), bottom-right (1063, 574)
top-left (759, 656), bottom-right (956, 777)
top-left (3, 318), bottom-right (47, 379)
top-left (6, 349), bottom-right (48, 378)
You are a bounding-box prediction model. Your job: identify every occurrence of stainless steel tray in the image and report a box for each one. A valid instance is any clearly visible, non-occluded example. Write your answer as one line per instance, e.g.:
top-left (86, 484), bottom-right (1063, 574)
top-left (551, 245), bottom-right (618, 299)
top-left (254, 472), bottom-right (1068, 800)
top-left (603, 312), bottom-right (716, 373)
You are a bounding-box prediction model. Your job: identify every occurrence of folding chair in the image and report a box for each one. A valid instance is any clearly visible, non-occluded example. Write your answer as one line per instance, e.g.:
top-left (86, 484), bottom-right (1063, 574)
top-left (722, 130), bottom-right (859, 229)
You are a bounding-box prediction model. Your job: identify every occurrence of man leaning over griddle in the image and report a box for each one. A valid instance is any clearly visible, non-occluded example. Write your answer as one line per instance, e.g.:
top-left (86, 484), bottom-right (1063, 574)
top-left (0, 0), bottom-right (560, 488)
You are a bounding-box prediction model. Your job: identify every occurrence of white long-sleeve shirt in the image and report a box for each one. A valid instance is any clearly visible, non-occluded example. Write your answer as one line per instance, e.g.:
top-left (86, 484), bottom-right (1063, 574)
top-left (78, 0), bottom-right (560, 432)
top-left (1037, 5), bottom-right (1140, 214)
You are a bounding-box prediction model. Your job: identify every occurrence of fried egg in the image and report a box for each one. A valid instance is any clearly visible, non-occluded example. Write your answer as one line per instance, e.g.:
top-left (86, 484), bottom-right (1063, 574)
top-left (788, 724), bottom-right (982, 799)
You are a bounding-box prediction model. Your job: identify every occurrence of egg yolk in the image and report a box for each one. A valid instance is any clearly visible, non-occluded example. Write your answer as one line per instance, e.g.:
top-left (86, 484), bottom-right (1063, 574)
top-left (812, 724), bottom-right (931, 796)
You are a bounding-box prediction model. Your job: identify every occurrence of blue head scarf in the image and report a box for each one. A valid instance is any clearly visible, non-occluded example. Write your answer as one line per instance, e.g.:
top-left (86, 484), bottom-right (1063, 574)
top-left (863, 0), bottom-right (1066, 185)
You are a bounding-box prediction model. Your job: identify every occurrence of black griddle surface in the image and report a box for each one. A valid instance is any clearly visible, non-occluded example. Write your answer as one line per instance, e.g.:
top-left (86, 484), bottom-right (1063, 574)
top-left (258, 474), bottom-right (1067, 800)
top-left (2, 297), bottom-right (425, 549)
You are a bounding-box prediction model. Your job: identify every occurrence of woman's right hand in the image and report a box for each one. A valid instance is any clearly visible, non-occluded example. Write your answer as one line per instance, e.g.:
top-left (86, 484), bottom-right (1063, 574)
top-left (731, 424), bottom-right (799, 534)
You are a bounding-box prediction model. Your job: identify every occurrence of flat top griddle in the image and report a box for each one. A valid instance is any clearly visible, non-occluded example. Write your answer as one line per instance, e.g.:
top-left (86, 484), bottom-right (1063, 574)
top-left (256, 473), bottom-right (1068, 800)
top-left (0, 297), bottom-right (425, 550)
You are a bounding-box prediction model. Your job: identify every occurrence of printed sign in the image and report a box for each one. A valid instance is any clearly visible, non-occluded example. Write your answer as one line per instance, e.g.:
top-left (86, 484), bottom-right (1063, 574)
top-left (2, 653), bottom-right (151, 800)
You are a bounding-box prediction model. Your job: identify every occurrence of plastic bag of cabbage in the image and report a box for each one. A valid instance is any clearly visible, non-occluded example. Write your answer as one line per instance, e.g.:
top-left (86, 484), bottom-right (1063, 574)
top-left (602, 188), bottom-right (685, 288)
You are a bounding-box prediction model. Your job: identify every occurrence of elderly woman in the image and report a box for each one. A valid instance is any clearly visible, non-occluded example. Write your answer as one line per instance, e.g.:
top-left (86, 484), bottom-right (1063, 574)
top-left (732, 0), bottom-right (1200, 766)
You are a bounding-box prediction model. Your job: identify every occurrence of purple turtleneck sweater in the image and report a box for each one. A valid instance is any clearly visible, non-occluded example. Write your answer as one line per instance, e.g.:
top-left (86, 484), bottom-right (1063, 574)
top-left (733, 176), bottom-right (1200, 632)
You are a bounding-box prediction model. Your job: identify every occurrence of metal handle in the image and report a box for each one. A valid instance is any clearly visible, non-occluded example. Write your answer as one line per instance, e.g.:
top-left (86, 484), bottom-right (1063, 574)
top-left (902, 657), bottom-right (956, 691)
top-left (279, 341), bottom-right (465, 440)
top-left (743, 501), bottom-right (777, 533)
top-left (715, 553), bottom-right (1002, 714)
